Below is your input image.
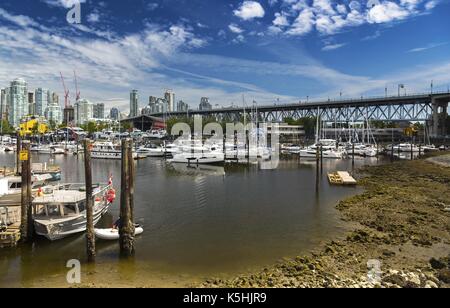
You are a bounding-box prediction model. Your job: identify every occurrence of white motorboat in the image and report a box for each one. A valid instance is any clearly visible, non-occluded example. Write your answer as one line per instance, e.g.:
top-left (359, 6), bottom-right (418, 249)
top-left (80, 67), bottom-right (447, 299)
top-left (281, 144), bottom-right (301, 154)
top-left (0, 174), bottom-right (51, 196)
top-left (94, 225), bottom-right (144, 240)
top-left (393, 143), bottom-right (420, 153)
top-left (346, 143), bottom-right (378, 157)
top-left (169, 151), bottom-right (225, 164)
top-left (299, 139), bottom-right (345, 159)
top-left (146, 129), bottom-right (167, 139)
top-left (137, 145), bottom-right (166, 157)
top-left (32, 182), bottom-right (116, 241)
top-left (91, 142), bottom-right (138, 160)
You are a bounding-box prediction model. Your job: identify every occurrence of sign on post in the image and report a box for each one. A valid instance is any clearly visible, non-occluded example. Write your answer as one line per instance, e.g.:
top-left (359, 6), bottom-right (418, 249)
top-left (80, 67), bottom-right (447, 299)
top-left (19, 150), bottom-right (29, 161)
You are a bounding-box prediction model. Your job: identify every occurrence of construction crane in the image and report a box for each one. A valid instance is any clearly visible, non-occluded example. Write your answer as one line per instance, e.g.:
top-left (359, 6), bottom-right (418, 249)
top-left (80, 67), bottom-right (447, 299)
top-left (74, 70), bottom-right (80, 102)
top-left (60, 72), bottom-right (70, 108)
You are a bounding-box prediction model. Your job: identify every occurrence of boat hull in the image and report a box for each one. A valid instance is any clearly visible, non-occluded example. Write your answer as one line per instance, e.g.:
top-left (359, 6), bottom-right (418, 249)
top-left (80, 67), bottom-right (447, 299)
top-left (34, 201), bottom-right (111, 241)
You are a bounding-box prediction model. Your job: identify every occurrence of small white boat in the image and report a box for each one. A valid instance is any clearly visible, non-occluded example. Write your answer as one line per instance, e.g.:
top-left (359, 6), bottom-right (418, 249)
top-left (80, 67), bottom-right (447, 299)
top-left (169, 151), bottom-right (225, 164)
top-left (94, 226), bottom-right (144, 240)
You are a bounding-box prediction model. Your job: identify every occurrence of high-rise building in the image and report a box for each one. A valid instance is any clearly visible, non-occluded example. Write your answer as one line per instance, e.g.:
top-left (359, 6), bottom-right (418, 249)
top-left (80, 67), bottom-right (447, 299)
top-left (45, 103), bottom-right (62, 126)
top-left (164, 90), bottom-right (175, 112)
top-left (28, 92), bottom-right (35, 116)
top-left (74, 99), bottom-right (94, 125)
top-left (35, 88), bottom-right (49, 116)
top-left (1, 88), bottom-right (6, 120)
top-left (93, 103), bottom-right (105, 119)
top-left (177, 100), bottom-right (189, 112)
top-left (110, 107), bottom-right (119, 120)
top-left (199, 97), bottom-right (212, 111)
top-left (52, 92), bottom-right (59, 105)
top-left (130, 90), bottom-right (139, 117)
top-left (8, 78), bottom-right (28, 127)
top-left (63, 106), bottom-right (75, 125)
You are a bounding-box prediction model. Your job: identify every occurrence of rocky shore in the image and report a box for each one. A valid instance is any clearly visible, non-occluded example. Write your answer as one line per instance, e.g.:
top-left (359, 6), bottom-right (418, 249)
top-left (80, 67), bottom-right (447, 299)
top-left (200, 154), bottom-right (450, 288)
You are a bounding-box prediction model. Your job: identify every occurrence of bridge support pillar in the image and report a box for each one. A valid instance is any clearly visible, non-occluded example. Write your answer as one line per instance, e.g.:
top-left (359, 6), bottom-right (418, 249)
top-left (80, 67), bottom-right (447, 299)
top-left (430, 97), bottom-right (448, 138)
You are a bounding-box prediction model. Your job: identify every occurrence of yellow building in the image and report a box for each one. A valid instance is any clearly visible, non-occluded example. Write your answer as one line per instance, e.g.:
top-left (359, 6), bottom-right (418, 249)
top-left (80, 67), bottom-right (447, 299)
top-left (19, 117), bottom-right (49, 136)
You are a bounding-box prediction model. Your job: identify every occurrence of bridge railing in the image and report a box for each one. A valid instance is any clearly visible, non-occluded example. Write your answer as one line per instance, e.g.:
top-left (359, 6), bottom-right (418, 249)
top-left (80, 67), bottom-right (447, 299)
top-left (150, 90), bottom-right (450, 116)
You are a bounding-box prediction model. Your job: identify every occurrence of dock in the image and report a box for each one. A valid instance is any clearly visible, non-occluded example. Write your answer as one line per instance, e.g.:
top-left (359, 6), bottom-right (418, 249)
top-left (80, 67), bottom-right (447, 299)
top-left (0, 195), bottom-right (21, 248)
top-left (327, 171), bottom-right (357, 185)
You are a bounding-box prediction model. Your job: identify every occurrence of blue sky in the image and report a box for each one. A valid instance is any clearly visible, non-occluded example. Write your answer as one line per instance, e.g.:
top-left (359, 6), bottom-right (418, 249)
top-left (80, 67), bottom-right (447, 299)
top-left (0, 0), bottom-right (449, 111)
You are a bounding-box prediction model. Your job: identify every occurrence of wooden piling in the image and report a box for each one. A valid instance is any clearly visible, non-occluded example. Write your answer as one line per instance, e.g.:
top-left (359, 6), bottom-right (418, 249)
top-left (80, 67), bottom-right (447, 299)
top-left (320, 145), bottom-right (323, 174)
top-left (119, 138), bottom-right (135, 256)
top-left (352, 143), bottom-right (355, 167)
top-left (16, 133), bottom-right (21, 175)
top-left (246, 129), bottom-right (250, 164)
top-left (20, 141), bottom-right (32, 242)
top-left (84, 139), bottom-right (96, 262)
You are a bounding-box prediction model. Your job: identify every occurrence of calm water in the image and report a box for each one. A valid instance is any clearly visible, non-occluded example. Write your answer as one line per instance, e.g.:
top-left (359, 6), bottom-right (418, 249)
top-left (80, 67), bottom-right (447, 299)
top-left (0, 152), bottom-right (384, 287)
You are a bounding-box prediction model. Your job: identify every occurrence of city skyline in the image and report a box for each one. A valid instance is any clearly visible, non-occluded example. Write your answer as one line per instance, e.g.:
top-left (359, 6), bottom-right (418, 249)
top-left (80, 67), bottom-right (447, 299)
top-left (0, 0), bottom-right (449, 112)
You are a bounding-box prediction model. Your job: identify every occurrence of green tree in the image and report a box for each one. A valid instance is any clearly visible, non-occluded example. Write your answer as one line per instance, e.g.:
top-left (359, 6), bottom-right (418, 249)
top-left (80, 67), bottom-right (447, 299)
top-left (86, 121), bottom-right (97, 136)
top-left (0, 119), bottom-right (15, 134)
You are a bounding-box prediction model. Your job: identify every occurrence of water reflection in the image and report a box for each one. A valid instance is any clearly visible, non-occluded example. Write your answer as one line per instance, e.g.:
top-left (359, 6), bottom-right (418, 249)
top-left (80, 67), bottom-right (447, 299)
top-left (0, 152), bottom-right (387, 287)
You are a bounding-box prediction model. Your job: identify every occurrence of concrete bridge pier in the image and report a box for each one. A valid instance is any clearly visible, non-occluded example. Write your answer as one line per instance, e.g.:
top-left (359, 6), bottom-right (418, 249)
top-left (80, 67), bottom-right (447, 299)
top-left (430, 96), bottom-right (449, 137)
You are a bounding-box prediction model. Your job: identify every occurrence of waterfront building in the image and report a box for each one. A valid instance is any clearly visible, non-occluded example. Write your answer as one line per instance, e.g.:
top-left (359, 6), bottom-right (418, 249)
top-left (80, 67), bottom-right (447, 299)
top-left (8, 78), bottom-right (28, 127)
top-left (74, 99), bottom-right (94, 125)
top-left (1, 88), bottom-right (7, 120)
top-left (177, 100), bottom-right (189, 112)
top-left (164, 90), bottom-right (175, 112)
top-left (110, 107), bottom-right (119, 120)
top-left (35, 88), bottom-right (49, 116)
top-left (28, 92), bottom-right (35, 115)
top-left (130, 90), bottom-right (139, 117)
top-left (93, 103), bottom-right (105, 119)
top-left (63, 105), bottom-right (75, 125)
top-left (52, 92), bottom-right (59, 105)
top-left (45, 102), bottom-right (63, 126)
top-left (199, 97), bottom-right (212, 111)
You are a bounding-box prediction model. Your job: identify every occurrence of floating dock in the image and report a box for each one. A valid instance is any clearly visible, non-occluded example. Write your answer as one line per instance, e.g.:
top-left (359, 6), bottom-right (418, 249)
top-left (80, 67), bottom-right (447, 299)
top-left (327, 171), bottom-right (357, 185)
top-left (0, 201), bottom-right (21, 248)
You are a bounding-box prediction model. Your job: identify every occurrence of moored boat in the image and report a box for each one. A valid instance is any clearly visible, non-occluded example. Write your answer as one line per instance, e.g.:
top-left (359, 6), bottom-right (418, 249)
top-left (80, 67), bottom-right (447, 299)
top-left (32, 182), bottom-right (116, 241)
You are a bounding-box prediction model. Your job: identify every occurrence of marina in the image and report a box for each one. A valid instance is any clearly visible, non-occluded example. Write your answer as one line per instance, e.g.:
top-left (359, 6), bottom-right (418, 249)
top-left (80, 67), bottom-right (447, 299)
top-left (0, 0), bottom-right (449, 292)
top-left (0, 144), bottom-right (385, 287)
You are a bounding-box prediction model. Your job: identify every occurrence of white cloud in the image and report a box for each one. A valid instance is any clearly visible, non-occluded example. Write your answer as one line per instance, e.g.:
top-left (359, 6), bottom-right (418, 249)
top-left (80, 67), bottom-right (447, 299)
top-left (322, 43), bottom-right (347, 51)
top-left (407, 42), bottom-right (447, 53)
top-left (425, 0), bottom-right (438, 10)
top-left (234, 1), bottom-right (265, 20)
top-left (87, 13), bottom-right (100, 23)
top-left (286, 8), bottom-right (315, 36)
top-left (272, 0), bottom-right (431, 36)
top-left (41, 0), bottom-right (87, 8)
top-left (273, 12), bottom-right (289, 27)
top-left (367, 2), bottom-right (409, 23)
top-left (228, 24), bottom-right (244, 34)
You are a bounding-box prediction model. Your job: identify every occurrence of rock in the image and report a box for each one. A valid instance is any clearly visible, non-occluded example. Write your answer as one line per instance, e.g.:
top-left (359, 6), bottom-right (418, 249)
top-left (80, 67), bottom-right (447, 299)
top-left (425, 280), bottom-right (438, 288)
top-left (382, 249), bottom-right (396, 257)
top-left (383, 274), bottom-right (405, 287)
top-left (437, 269), bottom-right (450, 283)
top-left (430, 258), bottom-right (446, 270)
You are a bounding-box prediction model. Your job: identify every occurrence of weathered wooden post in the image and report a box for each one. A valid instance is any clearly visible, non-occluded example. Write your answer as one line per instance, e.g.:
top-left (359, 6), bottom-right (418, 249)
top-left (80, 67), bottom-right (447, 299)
top-left (16, 132), bottom-right (21, 175)
top-left (352, 143), bottom-right (355, 167)
top-left (20, 141), bottom-right (33, 242)
top-left (84, 139), bottom-right (96, 262)
top-left (119, 138), bottom-right (135, 256)
top-left (320, 145), bottom-right (323, 174)
top-left (391, 143), bottom-right (394, 161)
top-left (246, 129), bottom-right (250, 164)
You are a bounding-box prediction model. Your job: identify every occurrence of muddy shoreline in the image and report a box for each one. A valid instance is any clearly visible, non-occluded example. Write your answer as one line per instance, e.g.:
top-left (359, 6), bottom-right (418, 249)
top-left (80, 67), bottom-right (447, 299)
top-left (200, 153), bottom-right (450, 288)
